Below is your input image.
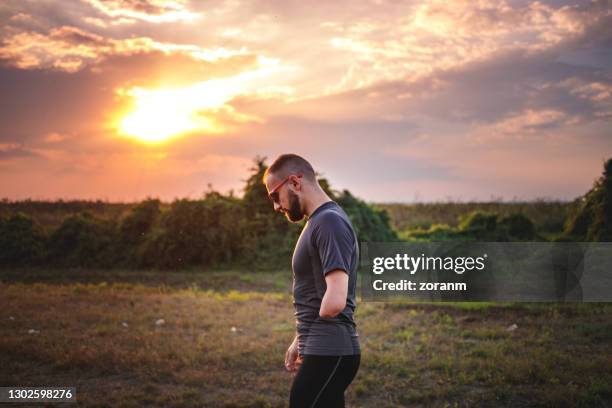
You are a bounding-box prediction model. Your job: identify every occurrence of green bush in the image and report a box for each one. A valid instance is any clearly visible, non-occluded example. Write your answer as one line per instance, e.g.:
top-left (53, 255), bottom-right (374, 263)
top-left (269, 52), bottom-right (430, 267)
top-left (48, 212), bottom-right (118, 268)
top-left (336, 190), bottom-right (398, 242)
top-left (140, 200), bottom-right (215, 269)
top-left (201, 191), bottom-right (249, 266)
top-left (459, 211), bottom-right (498, 233)
top-left (119, 198), bottom-right (161, 245)
top-left (139, 194), bottom-right (249, 270)
top-left (0, 212), bottom-right (46, 266)
top-left (498, 213), bottom-right (536, 241)
top-left (564, 158), bottom-right (612, 241)
top-left (405, 211), bottom-right (537, 242)
top-left (402, 223), bottom-right (463, 241)
top-left (117, 198), bottom-right (162, 267)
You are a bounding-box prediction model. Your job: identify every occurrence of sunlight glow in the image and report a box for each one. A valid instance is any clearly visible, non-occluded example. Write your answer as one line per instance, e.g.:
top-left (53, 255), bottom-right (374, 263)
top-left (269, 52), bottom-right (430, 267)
top-left (117, 57), bottom-right (295, 143)
top-left (118, 81), bottom-right (237, 143)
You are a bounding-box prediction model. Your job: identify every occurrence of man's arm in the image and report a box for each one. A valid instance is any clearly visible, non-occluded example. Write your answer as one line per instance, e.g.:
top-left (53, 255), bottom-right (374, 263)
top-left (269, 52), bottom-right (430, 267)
top-left (319, 269), bottom-right (348, 318)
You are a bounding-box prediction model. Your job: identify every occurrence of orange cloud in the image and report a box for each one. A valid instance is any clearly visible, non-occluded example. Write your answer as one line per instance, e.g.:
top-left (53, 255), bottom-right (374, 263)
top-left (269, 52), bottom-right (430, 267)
top-left (82, 0), bottom-right (200, 24)
top-left (487, 109), bottom-right (575, 138)
top-left (43, 133), bottom-right (69, 143)
top-left (0, 25), bottom-right (252, 73)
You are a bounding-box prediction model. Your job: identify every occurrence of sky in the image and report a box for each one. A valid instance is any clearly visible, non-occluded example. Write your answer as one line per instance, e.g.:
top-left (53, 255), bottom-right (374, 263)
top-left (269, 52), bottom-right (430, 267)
top-left (0, 0), bottom-right (611, 203)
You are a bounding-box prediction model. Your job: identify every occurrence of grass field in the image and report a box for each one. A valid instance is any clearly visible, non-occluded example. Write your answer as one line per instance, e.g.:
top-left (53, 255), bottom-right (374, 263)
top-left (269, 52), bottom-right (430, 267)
top-left (1, 270), bottom-right (611, 407)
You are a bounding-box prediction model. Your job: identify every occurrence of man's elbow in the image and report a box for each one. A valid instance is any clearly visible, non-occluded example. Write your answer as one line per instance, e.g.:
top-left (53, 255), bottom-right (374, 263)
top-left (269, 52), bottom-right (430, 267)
top-left (319, 301), bottom-right (346, 318)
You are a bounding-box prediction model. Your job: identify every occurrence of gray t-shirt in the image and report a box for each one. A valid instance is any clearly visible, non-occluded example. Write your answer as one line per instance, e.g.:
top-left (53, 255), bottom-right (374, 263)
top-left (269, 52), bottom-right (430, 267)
top-left (292, 200), bottom-right (360, 356)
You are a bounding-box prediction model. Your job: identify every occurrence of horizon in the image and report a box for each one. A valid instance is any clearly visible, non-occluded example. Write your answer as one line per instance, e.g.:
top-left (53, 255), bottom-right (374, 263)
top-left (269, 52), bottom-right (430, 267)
top-left (0, 193), bottom-right (579, 205)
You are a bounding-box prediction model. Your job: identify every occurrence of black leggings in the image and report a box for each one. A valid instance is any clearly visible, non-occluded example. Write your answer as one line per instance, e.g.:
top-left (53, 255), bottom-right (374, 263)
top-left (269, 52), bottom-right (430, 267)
top-left (289, 354), bottom-right (360, 408)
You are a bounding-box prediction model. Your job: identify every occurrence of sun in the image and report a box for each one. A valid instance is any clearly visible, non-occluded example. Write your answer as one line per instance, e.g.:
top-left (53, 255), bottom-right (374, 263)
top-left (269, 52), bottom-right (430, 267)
top-left (118, 87), bottom-right (218, 143)
top-left (117, 80), bottom-right (241, 143)
top-left (119, 90), bottom-right (198, 143)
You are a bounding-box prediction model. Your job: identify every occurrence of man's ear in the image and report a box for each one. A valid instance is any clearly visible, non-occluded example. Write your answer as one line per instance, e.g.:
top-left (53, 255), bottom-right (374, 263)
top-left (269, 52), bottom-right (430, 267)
top-left (291, 175), bottom-right (302, 191)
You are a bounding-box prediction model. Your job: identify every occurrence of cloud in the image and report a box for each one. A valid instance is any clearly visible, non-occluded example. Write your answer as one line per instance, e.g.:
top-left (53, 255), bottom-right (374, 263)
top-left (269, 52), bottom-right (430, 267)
top-left (0, 24), bottom-right (255, 73)
top-left (319, 0), bottom-right (611, 93)
top-left (550, 77), bottom-right (612, 119)
top-left (282, 39), bottom-right (611, 130)
top-left (0, 143), bottom-right (38, 160)
top-left (472, 109), bottom-right (581, 141)
top-left (207, 1), bottom-right (612, 130)
top-left (43, 132), bottom-right (68, 143)
top-left (9, 12), bottom-right (36, 24)
top-left (81, 0), bottom-right (200, 24)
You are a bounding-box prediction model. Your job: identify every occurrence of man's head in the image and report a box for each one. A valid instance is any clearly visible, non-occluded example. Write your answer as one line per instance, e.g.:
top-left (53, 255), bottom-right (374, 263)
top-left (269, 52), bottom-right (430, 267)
top-left (263, 154), bottom-right (317, 222)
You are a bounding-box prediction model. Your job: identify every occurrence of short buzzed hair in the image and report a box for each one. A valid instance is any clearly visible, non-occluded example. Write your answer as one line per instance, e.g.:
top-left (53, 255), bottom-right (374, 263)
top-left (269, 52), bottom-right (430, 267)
top-left (264, 154), bottom-right (317, 183)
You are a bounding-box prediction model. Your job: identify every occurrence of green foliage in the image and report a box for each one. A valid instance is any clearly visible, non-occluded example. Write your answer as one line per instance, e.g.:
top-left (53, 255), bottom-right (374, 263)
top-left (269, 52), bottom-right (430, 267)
top-left (402, 223), bottom-right (463, 241)
top-left (48, 212), bottom-right (118, 268)
top-left (202, 192), bottom-right (249, 266)
top-left (335, 190), bottom-right (398, 242)
top-left (140, 195), bottom-right (247, 270)
top-left (405, 211), bottom-right (537, 241)
top-left (119, 198), bottom-right (161, 246)
top-left (0, 199), bottom-right (133, 230)
top-left (458, 211), bottom-right (498, 236)
top-left (140, 199), bottom-right (209, 269)
top-left (380, 200), bottom-right (572, 236)
top-left (0, 212), bottom-right (46, 266)
top-left (116, 199), bottom-right (161, 267)
top-left (498, 213), bottom-right (536, 241)
top-left (564, 158), bottom-right (612, 241)
top-left (405, 210), bottom-right (501, 241)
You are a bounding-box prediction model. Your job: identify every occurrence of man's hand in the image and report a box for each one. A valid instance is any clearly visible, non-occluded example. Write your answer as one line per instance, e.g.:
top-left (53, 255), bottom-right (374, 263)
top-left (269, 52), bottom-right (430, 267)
top-left (284, 337), bottom-right (302, 372)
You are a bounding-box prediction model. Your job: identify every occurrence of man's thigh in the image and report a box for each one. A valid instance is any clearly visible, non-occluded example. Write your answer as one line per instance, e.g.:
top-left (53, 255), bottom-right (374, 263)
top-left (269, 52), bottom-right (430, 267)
top-left (316, 354), bottom-right (360, 406)
top-left (289, 354), bottom-right (360, 408)
top-left (290, 355), bottom-right (342, 408)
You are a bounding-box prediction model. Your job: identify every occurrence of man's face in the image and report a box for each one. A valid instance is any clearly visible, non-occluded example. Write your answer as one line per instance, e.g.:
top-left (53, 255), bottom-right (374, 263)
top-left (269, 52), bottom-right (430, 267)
top-left (265, 174), bottom-right (305, 222)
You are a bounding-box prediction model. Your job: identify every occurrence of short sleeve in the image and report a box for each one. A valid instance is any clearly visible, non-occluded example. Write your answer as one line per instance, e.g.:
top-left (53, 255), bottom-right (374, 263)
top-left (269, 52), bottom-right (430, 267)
top-left (312, 212), bottom-right (356, 276)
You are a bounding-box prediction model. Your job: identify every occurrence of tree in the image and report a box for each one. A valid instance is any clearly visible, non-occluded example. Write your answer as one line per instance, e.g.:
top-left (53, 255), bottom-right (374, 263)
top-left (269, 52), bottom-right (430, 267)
top-left (564, 158), bottom-right (612, 241)
top-left (335, 190), bottom-right (398, 242)
top-left (241, 157), bottom-right (301, 269)
top-left (48, 212), bottom-right (117, 268)
top-left (0, 213), bottom-right (46, 266)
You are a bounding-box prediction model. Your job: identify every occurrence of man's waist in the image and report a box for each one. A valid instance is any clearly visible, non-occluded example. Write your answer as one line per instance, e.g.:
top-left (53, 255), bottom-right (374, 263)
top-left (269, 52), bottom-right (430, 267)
top-left (296, 314), bottom-right (356, 331)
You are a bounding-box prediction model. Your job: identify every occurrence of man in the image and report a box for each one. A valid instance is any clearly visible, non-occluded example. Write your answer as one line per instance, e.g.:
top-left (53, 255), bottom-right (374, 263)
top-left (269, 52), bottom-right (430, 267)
top-left (262, 154), bottom-right (361, 408)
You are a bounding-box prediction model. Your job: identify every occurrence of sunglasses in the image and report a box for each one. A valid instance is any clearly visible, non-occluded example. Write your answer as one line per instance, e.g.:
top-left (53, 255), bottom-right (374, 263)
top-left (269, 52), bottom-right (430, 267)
top-left (268, 174), bottom-right (303, 204)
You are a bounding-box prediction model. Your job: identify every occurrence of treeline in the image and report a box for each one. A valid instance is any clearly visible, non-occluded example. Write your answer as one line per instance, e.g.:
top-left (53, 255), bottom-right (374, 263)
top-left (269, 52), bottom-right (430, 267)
top-left (402, 211), bottom-right (540, 241)
top-left (0, 158), bottom-right (397, 270)
top-left (380, 201), bottom-right (573, 236)
top-left (1, 157), bottom-right (610, 270)
top-left (401, 158), bottom-right (612, 243)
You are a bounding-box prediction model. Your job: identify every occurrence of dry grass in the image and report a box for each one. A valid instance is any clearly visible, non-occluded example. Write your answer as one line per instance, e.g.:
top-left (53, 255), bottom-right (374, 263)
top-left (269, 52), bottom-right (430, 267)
top-left (0, 272), bottom-right (611, 407)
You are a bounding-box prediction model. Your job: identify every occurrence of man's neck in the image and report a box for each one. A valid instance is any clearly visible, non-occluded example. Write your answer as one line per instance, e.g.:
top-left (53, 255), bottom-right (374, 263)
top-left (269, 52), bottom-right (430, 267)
top-left (303, 190), bottom-right (333, 218)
